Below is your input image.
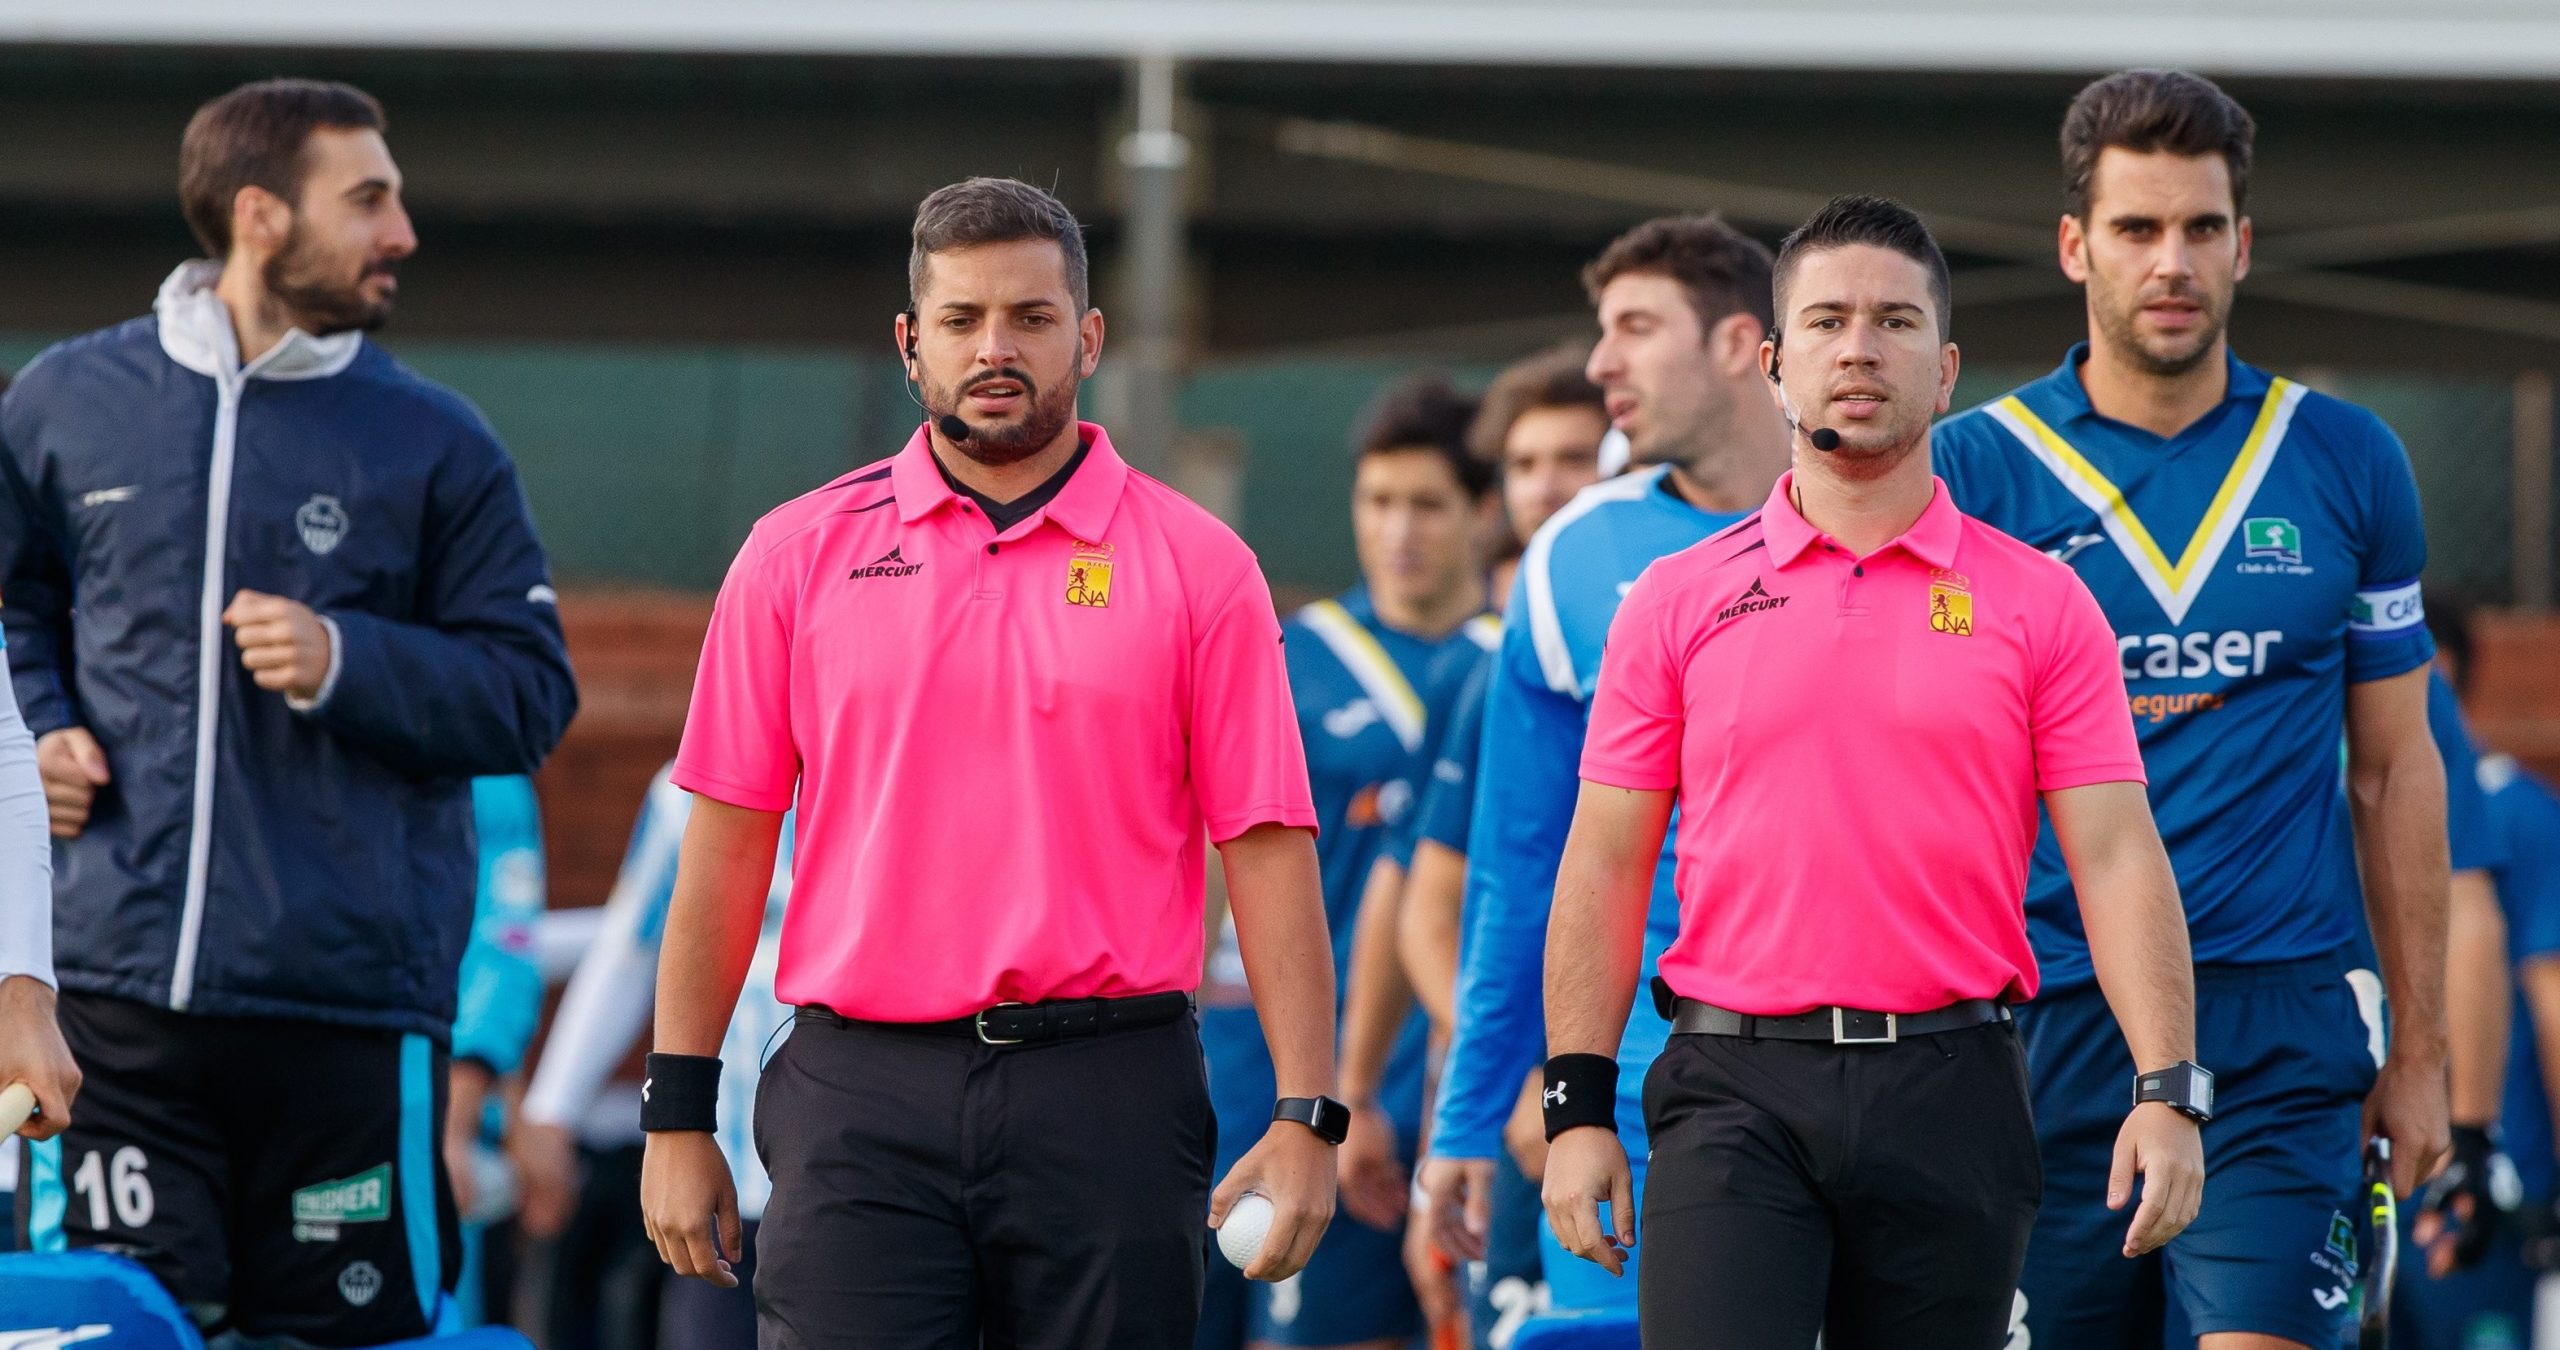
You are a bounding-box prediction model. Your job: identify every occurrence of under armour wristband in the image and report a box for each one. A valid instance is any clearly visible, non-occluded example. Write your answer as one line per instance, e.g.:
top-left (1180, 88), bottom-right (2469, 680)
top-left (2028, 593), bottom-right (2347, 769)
top-left (639, 1052), bottom-right (720, 1133)
top-left (1541, 1053), bottom-right (1619, 1140)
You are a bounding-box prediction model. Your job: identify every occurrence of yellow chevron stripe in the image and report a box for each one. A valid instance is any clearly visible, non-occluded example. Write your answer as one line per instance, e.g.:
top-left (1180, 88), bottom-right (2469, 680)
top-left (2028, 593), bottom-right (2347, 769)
top-left (1303, 599), bottom-right (1426, 740)
top-left (1994, 378), bottom-right (2294, 594)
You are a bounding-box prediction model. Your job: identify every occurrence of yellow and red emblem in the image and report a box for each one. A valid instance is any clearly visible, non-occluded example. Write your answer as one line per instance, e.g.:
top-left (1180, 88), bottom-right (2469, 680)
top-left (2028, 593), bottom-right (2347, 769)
top-left (1927, 567), bottom-right (1974, 637)
top-left (1065, 540), bottom-right (1114, 609)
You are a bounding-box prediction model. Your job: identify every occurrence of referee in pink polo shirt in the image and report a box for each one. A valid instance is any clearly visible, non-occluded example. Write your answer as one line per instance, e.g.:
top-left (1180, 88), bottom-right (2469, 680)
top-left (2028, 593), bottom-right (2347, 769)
top-left (637, 178), bottom-right (1345, 1349)
top-left (1537, 196), bottom-right (2208, 1349)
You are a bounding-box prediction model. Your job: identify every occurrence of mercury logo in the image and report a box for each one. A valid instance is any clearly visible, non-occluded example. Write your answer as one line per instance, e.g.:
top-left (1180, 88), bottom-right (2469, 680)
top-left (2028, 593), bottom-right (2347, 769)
top-left (1715, 578), bottom-right (1790, 624)
top-left (849, 546), bottom-right (924, 581)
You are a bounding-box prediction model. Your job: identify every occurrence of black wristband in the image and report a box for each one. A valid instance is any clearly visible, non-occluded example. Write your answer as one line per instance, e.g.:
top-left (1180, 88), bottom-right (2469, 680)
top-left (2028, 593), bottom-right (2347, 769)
top-left (640, 1052), bottom-right (720, 1133)
top-left (1541, 1053), bottom-right (1619, 1141)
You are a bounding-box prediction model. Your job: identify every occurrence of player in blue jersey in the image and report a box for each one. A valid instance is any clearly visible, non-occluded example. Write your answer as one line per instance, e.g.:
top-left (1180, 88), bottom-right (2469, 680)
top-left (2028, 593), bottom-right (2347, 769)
top-left (1198, 377), bottom-right (1498, 1350)
top-left (514, 764), bottom-right (796, 1350)
top-left (1355, 346), bottom-right (1607, 1345)
top-left (1416, 215), bottom-right (1790, 1321)
top-left (2389, 596), bottom-right (2547, 1350)
top-left (1931, 70), bottom-right (2456, 1350)
top-left (445, 774), bottom-right (548, 1325)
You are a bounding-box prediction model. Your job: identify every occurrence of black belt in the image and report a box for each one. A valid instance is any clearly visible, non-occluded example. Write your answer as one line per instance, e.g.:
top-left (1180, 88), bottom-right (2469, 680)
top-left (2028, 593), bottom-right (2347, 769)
top-left (1667, 996), bottom-right (2010, 1045)
top-left (797, 990), bottom-right (1194, 1046)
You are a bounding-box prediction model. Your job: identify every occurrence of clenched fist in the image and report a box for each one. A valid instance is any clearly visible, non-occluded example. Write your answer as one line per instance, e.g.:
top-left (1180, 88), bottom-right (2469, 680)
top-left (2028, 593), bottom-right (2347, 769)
top-left (222, 590), bottom-right (333, 703)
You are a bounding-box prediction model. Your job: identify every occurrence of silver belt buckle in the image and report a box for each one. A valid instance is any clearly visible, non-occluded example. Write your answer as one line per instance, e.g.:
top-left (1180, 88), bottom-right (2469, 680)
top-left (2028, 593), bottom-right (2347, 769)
top-left (1831, 1007), bottom-right (1898, 1045)
top-left (975, 1002), bottom-right (1029, 1046)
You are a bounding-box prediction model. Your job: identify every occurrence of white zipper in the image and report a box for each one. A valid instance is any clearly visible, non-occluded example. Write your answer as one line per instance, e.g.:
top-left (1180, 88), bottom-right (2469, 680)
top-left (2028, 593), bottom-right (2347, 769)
top-left (169, 371), bottom-right (243, 1011)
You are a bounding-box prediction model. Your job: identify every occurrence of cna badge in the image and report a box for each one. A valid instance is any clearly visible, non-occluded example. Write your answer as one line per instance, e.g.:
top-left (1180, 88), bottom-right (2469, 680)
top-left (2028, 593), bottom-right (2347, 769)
top-left (1927, 567), bottom-right (1974, 637)
top-left (1065, 540), bottom-right (1114, 608)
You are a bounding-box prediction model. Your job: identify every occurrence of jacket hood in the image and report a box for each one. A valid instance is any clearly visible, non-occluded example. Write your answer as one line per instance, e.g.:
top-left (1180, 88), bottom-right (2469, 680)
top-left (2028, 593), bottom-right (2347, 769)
top-left (154, 260), bottom-right (364, 383)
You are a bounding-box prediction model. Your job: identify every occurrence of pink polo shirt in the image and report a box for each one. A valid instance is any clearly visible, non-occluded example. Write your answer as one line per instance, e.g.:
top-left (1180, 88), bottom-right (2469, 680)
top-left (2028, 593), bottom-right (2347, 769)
top-left (674, 424), bottom-right (1317, 1021)
top-left (1580, 472), bottom-right (2144, 1015)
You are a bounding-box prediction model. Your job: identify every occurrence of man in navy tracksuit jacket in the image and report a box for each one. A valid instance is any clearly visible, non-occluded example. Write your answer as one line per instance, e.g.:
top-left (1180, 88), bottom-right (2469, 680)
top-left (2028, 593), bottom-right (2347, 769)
top-left (0, 79), bottom-right (576, 1343)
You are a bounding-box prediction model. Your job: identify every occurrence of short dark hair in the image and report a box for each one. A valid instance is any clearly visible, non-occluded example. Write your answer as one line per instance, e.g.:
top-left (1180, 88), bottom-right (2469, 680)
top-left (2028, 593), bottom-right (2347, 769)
top-left (179, 78), bottom-right (386, 259)
top-left (1355, 376), bottom-right (1495, 497)
top-left (2062, 69), bottom-right (2256, 219)
top-left (1468, 344), bottom-right (1605, 463)
top-left (1772, 194), bottom-right (1954, 341)
top-left (2423, 587), bottom-right (2477, 698)
top-left (908, 177), bottom-right (1091, 314)
top-left (1581, 215), bottom-right (1775, 339)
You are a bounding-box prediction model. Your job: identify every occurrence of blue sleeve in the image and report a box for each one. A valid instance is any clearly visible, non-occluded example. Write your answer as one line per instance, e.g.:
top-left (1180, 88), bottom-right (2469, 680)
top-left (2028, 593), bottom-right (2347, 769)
top-left (2344, 410), bottom-right (2434, 683)
top-left (0, 371), bottom-right (83, 738)
top-left (1415, 659), bottom-right (1489, 856)
top-left (306, 418), bottom-right (579, 778)
top-left (1429, 589), bottom-right (1585, 1160)
top-left (452, 775), bottom-right (548, 1073)
top-left (2427, 671), bottom-right (2504, 874)
top-left (2499, 775), bottom-right (2560, 961)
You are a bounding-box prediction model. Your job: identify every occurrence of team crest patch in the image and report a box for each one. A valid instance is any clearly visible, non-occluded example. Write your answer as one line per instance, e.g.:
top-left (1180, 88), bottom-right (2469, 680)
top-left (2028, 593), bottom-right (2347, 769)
top-left (292, 1163), bottom-right (392, 1243)
top-left (1928, 569), bottom-right (1974, 637)
top-left (338, 1260), bottom-right (383, 1307)
top-left (1065, 540), bottom-right (1113, 608)
top-left (2243, 516), bottom-right (2302, 565)
top-left (296, 494), bottom-right (349, 555)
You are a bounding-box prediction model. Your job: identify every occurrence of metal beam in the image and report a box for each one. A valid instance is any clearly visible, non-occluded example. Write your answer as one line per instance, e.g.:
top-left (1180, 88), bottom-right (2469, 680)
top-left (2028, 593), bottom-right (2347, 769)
top-left (12, 0), bottom-right (2560, 78)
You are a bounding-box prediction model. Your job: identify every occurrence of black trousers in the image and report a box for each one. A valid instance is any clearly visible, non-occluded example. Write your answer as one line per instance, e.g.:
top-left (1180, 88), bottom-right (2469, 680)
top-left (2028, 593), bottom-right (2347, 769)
top-left (14, 991), bottom-right (461, 1345)
top-left (1638, 1021), bottom-right (2041, 1350)
top-left (752, 1011), bottom-right (1215, 1350)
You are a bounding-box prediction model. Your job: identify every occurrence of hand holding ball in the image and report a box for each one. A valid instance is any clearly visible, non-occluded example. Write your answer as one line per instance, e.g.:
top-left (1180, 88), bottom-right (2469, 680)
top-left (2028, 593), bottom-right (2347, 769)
top-left (1218, 1191), bottom-right (1276, 1271)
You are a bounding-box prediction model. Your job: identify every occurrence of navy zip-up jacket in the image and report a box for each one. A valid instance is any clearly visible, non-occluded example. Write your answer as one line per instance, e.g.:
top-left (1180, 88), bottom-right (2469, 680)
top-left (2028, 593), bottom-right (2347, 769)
top-left (0, 263), bottom-right (579, 1039)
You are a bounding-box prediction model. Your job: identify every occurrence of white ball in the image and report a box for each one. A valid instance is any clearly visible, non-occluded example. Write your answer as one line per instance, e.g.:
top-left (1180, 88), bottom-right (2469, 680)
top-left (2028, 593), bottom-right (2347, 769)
top-left (1218, 1192), bottom-right (1276, 1270)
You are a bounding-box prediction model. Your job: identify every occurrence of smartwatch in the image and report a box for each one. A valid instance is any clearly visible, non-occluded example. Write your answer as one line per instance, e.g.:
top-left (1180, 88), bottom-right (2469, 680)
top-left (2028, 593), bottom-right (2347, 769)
top-left (2133, 1061), bottom-right (2216, 1123)
top-left (1272, 1096), bottom-right (1352, 1145)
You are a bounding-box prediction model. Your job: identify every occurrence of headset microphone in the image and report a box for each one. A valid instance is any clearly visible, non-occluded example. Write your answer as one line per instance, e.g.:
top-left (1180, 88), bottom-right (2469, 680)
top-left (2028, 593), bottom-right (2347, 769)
top-left (1768, 348), bottom-right (1842, 451)
top-left (937, 413), bottom-right (972, 442)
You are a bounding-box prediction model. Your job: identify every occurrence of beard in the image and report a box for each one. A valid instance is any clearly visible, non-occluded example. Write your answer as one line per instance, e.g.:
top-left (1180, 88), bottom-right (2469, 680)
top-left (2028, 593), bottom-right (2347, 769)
top-left (925, 357), bottom-right (1081, 468)
top-left (2092, 272), bottom-right (2228, 378)
top-left (263, 221), bottom-right (397, 336)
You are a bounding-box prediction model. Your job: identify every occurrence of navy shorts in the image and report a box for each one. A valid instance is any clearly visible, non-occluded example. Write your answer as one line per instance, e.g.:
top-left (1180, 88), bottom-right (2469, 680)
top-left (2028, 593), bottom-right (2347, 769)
top-left (2014, 951), bottom-right (2383, 1349)
top-left (1196, 1004), bottom-right (1427, 1347)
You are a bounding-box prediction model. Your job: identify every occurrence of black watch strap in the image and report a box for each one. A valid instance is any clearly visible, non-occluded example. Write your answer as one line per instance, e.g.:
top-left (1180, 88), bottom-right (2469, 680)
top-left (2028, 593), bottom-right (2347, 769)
top-left (2134, 1060), bottom-right (2216, 1123)
top-left (1273, 1096), bottom-right (1351, 1145)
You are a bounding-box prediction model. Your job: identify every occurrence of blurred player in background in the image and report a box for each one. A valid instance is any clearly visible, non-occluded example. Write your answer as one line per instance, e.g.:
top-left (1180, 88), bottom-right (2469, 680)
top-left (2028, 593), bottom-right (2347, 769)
top-left (1418, 214), bottom-right (1788, 1325)
top-left (2391, 593), bottom-right (2548, 1350)
top-left (518, 765), bottom-right (793, 1350)
top-left (1203, 375), bottom-right (1498, 1350)
top-left (1388, 346), bottom-right (1607, 1346)
top-left (446, 773), bottom-right (549, 1326)
top-left (1932, 69), bottom-right (2453, 1350)
top-left (0, 77), bottom-right (577, 1342)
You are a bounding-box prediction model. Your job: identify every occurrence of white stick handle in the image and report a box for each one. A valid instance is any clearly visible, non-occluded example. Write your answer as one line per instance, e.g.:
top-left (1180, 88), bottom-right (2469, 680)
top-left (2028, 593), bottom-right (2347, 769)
top-left (0, 1081), bottom-right (36, 1135)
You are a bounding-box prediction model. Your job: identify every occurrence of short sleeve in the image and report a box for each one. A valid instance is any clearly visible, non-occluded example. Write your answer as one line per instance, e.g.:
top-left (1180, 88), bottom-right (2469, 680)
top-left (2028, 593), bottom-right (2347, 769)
top-left (2496, 775), bottom-right (2560, 961)
top-left (671, 539), bottom-right (799, 812)
top-left (1577, 567), bottom-right (1684, 791)
top-left (2429, 671), bottom-right (2506, 874)
top-left (2030, 572), bottom-right (2147, 792)
top-left (1415, 661), bottom-right (1489, 854)
top-left (1190, 562), bottom-right (1317, 842)
top-left (2345, 417), bottom-right (2435, 683)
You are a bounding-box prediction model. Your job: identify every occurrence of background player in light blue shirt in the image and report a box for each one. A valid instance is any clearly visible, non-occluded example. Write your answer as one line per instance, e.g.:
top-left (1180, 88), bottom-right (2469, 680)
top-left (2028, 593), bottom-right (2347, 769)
top-left (447, 774), bottom-right (547, 1326)
top-left (1415, 214), bottom-right (1790, 1322)
top-left (1933, 70), bottom-right (2455, 1350)
top-left (516, 764), bottom-right (795, 1350)
top-left (1198, 377), bottom-right (1497, 1350)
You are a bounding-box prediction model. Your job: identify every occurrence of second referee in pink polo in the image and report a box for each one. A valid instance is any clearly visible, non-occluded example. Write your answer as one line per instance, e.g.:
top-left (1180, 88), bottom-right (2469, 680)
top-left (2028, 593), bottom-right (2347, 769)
top-left (637, 178), bottom-right (1345, 1349)
top-left (1538, 197), bottom-right (2209, 1350)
